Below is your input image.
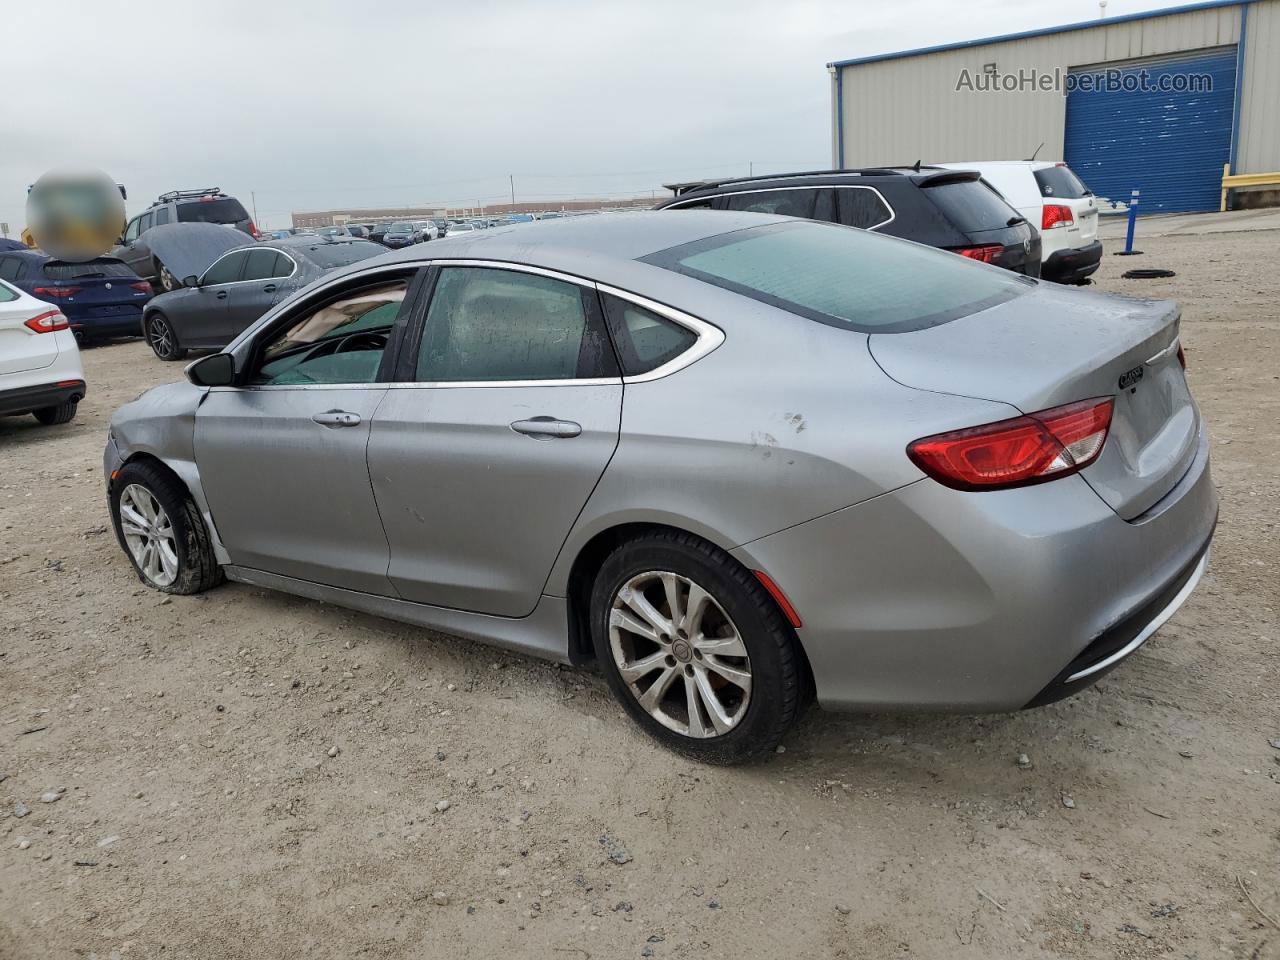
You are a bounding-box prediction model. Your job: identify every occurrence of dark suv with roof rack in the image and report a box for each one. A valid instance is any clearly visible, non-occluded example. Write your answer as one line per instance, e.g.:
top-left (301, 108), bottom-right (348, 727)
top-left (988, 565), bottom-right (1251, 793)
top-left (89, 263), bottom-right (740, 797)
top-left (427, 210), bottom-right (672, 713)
top-left (112, 188), bottom-right (258, 291)
top-left (655, 168), bottom-right (1040, 277)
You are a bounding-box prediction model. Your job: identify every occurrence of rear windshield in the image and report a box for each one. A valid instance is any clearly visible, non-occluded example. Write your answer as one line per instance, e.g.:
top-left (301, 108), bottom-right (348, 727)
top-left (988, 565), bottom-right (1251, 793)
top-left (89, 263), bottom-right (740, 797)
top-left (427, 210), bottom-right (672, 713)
top-left (176, 198), bottom-right (249, 225)
top-left (42, 258), bottom-right (137, 280)
top-left (642, 221), bottom-right (1031, 334)
top-left (922, 179), bottom-right (1019, 232)
top-left (1034, 166), bottom-right (1091, 199)
top-left (299, 240), bottom-right (384, 268)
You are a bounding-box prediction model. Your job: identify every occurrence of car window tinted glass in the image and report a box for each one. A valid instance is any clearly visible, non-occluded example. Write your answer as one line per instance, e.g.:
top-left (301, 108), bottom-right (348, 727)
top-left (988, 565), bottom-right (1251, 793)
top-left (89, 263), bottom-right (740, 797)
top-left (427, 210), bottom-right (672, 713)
top-left (203, 252), bottom-right (247, 285)
top-left (153, 208), bottom-right (171, 226)
top-left (42, 259), bottom-right (136, 280)
top-left (1034, 166), bottom-right (1090, 199)
top-left (0, 258), bottom-right (22, 281)
top-left (720, 189), bottom-right (820, 218)
top-left (177, 198), bottom-right (249, 225)
top-left (837, 188), bottom-right (893, 229)
top-left (601, 294), bottom-right (697, 376)
top-left (254, 281), bottom-right (407, 386)
top-left (124, 218), bottom-right (140, 242)
top-left (138, 212), bottom-right (153, 232)
top-left (416, 267), bottom-right (614, 382)
top-left (242, 249), bottom-right (283, 281)
top-left (644, 221), bottom-right (1031, 334)
top-left (922, 179), bottom-right (1019, 232)
top-left (0, 279), bottom-right (17, 301)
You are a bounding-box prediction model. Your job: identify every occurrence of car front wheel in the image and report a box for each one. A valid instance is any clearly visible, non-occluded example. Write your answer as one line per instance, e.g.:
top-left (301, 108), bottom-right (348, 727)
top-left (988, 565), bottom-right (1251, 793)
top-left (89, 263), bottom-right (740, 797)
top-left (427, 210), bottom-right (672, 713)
top-left (110, 461), bottom-right (223, 595)
top-left (146, 312), bottom-right (187, 361)
top-left (590, 530), bottom-right (804, 764)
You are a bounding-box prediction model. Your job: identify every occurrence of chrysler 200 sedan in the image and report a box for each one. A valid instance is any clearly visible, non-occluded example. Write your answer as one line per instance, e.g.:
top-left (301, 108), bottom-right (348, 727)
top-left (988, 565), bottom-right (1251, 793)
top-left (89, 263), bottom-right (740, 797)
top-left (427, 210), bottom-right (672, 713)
top-left (104, 211), bottom-right (1216, 763)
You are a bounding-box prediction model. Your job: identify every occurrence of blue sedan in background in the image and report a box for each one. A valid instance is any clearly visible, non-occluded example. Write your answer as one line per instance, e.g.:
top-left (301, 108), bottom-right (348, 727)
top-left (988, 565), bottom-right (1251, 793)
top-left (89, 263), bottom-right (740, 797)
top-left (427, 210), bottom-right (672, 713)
top-left (0, 249), bottom-right (152, 342)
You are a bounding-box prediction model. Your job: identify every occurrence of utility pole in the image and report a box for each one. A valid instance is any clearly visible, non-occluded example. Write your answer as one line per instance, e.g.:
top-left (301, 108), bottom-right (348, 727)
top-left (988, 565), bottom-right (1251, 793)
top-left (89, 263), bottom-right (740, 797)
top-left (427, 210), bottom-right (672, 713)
top-left (509, 174), bottom-right (515, 209)
top-left (251, 191), bottom-right (259, 226)
top-left (749, 161), bottom-right (753, 176)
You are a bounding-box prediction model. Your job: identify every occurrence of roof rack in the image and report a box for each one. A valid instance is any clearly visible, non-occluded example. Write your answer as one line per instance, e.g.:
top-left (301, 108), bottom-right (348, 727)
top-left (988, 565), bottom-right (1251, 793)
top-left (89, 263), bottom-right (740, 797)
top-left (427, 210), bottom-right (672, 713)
top-left (670, 168), bottom-right (921, 196)
top-left (153, 188), bottom-right (224, 205)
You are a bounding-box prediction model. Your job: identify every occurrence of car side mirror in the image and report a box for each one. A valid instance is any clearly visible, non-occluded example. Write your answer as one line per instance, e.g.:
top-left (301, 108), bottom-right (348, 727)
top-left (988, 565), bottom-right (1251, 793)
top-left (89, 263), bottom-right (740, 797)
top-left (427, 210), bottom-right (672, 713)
top-left (185, 352), bottom-right (235, 388)
top-left (182, 275), bottom-right (200, 288)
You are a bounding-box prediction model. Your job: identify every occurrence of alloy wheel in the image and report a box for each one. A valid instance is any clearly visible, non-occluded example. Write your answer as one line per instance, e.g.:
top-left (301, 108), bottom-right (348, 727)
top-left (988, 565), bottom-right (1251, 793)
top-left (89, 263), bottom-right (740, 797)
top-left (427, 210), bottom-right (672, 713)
top-left (148, 317), bottom-right (174, 358)
top-left (118, 483), bottom-right (179, 587)
top-left (608, 570), bottom-right (752, 738)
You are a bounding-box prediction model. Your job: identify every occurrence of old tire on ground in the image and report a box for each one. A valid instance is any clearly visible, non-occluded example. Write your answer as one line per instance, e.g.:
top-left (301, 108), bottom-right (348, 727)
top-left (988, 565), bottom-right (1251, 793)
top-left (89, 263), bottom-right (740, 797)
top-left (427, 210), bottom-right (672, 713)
top-left (589, 529), bottom-right (803, 764)
top-left (109, 460), bottom-right (224, 595)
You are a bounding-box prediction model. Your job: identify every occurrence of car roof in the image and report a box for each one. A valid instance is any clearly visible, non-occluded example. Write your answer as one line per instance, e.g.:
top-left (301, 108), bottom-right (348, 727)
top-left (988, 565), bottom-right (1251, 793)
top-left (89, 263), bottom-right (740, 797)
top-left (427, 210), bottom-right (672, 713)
top-left (661, 167), bottom-right (980, 202)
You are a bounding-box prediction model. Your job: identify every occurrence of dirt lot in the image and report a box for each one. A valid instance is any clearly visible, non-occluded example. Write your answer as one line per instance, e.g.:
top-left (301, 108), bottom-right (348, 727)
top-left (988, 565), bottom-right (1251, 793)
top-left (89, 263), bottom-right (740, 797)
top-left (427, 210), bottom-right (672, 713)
top-left (2, 224), bottom-right (1278, 960)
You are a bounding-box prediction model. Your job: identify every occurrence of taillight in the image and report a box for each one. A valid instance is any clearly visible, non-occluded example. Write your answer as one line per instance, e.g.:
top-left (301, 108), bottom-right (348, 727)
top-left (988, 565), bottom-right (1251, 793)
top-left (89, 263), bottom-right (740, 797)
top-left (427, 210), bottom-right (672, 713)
top-left (907, 398), bottom-right (1114, 491)
top-left (248, 221), bottom-right (259, 238)
top-left (1041, 204), bottom-right (1074, 229)
top-left (24, 310), bottom-right (70, 333)
top-left (954, 245), bottom-right (1002, 263)
top-left (33, 286), bottom-right (82, 298)
top-left (130, 281), bottom-right (153, 294)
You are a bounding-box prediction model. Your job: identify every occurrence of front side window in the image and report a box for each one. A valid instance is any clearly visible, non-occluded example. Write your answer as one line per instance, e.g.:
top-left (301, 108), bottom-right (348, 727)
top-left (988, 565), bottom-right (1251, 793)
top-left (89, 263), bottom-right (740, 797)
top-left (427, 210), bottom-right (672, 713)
top-left (601, 294), bottom-right (697, 376)
top-left (415, 267), bottom-right (615, 382)
top-left (123, 218), bottom-right (140, 242)
top-left (643, 221), bottom-right (1031, 334)
top-left (253, 280), bottom-right (407, 386)
top-left (138, 212), bottom-right (153, 233)
top-left (202, 251), bottom-right (247, 286)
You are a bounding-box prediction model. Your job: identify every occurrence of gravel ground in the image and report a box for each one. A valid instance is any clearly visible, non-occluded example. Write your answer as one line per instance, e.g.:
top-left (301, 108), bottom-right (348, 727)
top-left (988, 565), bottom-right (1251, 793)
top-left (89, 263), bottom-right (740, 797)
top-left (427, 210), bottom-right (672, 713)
top-left (2, 225), bottom-right (1278, 960)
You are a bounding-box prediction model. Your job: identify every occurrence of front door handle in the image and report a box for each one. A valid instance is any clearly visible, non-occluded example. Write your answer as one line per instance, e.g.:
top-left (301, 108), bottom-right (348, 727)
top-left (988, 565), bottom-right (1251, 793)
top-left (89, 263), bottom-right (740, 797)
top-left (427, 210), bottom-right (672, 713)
top-left (312, 410), bottom-right (362, 428)
top-left (511, 416), bottom-right (582, 439)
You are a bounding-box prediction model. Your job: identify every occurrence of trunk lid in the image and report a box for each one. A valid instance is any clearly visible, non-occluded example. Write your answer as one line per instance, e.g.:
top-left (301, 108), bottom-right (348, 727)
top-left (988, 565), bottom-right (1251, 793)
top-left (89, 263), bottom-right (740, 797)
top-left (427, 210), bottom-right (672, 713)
top-left (869, 284), bottom-right (1199, 519)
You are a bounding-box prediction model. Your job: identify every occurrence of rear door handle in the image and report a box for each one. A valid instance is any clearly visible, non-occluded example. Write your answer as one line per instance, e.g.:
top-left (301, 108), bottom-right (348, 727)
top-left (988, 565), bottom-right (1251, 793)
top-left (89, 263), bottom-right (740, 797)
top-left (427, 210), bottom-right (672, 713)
top-left (312, 410), bottom-right (362, 428)
top-left (263, 283), bottom-right (277, 293)
top-left (215, 290), bottom-right (228, 300)
top-left (510, 416), bottom-right (582, 439)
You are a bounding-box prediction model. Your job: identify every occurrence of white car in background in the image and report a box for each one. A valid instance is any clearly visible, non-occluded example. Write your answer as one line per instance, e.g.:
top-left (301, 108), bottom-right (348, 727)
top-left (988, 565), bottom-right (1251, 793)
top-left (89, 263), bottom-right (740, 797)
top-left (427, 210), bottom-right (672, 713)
top-left (0, 278), bottom-right (86, 426)
top-left (936, 161), bottom-right (1101, 284)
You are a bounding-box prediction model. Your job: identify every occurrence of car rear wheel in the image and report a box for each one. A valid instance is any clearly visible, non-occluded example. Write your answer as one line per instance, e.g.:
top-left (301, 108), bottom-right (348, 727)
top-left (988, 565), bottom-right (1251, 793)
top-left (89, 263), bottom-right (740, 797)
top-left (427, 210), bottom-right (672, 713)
top-left (146, 312), bottom-right (187, 361)
top-left (110, 461), bottom-right (223, 595)
top-left (590, 530), bottom-right (804, 764)
top-left (33, 401), bottom-right (77, 425)
top-left (155, 260), bottom-right (179, 292)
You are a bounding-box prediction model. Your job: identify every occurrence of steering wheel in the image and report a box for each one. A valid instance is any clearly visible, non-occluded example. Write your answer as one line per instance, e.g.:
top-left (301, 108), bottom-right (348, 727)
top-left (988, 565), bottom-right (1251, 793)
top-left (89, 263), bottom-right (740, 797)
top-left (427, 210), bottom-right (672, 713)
top-left (333, 331), bottom-right (388, 354)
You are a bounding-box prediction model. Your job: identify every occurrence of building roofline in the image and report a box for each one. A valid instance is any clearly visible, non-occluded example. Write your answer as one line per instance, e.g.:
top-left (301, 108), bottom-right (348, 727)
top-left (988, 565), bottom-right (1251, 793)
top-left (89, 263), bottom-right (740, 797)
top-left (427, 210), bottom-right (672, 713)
top-left (826, 0), bottom-right (1246, 69)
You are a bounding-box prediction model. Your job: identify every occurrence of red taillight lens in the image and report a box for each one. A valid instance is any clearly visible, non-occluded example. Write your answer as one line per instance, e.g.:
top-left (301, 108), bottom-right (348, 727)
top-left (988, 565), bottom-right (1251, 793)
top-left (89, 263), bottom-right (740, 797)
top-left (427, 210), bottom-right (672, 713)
top-left (907, 398), bottom-right (1114, 491)
top-left (24, 310), bottom-right (70, 333)
top-left (1041, 204), bottom-right (1074, 229)
top-left (33, 286), bottom-right (82, 298)
top-left (954, 244), bottom-right (1002, 263)
top-left (130, 281), bottom-right (153, 294)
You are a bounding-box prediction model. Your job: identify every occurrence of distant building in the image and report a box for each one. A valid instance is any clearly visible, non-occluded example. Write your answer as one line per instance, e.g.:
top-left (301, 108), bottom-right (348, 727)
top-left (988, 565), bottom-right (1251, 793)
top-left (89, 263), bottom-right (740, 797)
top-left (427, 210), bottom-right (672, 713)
top-left (292, 196), bottom-right (653, 228)
top-left (828, 0), bottom-right (1280, 212)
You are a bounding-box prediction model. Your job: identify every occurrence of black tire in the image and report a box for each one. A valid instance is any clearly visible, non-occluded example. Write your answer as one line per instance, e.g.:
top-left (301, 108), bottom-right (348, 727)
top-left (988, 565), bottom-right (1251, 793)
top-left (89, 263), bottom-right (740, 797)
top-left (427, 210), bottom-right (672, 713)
top-left (146, 312), bottom-right (187, 361)
top-left (589, 529), bottom-right (803, 764)
top-left (33, 401), bottom-right (77, 425)
top-left (155, 259), bottom-right (179, 292)
top-left (109, 460), bottom-right (224, 595)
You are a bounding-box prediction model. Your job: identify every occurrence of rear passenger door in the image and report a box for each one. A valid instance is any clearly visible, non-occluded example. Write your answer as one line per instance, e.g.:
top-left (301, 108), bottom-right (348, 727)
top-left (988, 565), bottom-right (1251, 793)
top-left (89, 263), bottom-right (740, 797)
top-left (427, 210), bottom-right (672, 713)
top-left (367, 263), bottom-right (623, 617)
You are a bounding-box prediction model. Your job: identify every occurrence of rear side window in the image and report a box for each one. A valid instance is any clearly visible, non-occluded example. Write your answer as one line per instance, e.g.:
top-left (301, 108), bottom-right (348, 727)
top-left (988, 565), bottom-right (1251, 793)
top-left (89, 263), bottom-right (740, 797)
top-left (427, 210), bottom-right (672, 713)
top-left (0, 258), bottom-right (22, 281)
top-left (836, 188), bottom-right (893, 229)
top-left (1034, 166), bottom-right (1090, 199)
top-left (177, 198), bottom-right (249, 225)
top-left (601, 294), bottom-right (697, 376)
top-left (643, 221), bottom-right (1030, 334)
top-left (243, 249), bottom-right (291, 281)
top-left (922, 179), bottom-right (1019, 232)
top-left (416, 267), bottom-right (616, 382)
top-left (42, 259), bottom-right (136, 280)
top-left (153, 208), bottom-right (171, 226)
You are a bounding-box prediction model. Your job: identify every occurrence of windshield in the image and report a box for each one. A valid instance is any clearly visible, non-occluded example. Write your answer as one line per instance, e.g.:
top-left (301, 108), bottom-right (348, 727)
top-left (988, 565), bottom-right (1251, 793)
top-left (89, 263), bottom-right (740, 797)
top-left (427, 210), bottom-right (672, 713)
top-left (176, 198), bottom-right (249, 225)
top-left (1034, 165), bottom-right (1091, 199)
top-left (643, 221), bottom-right (1031, 334)
top-left (923, 179), bottom-right (1021, 231)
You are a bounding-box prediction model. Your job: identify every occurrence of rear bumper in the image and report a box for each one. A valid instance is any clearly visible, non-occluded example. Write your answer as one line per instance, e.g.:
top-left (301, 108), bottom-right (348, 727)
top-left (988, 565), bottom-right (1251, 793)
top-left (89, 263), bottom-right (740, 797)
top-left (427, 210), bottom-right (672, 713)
top-left (732, 426), bottom-right (1217, 712)
top-left (0, 379), bottom-right (86, 417)
top-left (68, 310), bottom-right (145, 337)
top-left (1042, 240), bottom-right (1103, 283)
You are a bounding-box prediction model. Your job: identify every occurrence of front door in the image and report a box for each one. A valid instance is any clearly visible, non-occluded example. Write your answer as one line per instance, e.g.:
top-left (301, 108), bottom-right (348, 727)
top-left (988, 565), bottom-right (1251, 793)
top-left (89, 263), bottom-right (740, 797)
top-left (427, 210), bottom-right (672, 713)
top-left (194, 275), bottom-right (415, 593)
top-left (220, 248), bottom-right (291, 345)
top-left (368, 264), bottom-right (622, 617)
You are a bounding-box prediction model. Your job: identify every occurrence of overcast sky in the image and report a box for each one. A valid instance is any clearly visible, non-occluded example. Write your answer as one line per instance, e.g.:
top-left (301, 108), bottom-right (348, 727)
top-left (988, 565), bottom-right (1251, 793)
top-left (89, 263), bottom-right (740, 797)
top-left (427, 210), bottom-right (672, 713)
top-left (3, 0), bottom-right (1178, 229)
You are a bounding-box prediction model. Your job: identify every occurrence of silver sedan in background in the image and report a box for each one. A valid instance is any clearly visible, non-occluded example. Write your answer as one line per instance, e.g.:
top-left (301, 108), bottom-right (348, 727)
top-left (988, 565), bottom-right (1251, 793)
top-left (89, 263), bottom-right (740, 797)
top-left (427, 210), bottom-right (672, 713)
top-left (104, 212), bottom-right (1216, 763)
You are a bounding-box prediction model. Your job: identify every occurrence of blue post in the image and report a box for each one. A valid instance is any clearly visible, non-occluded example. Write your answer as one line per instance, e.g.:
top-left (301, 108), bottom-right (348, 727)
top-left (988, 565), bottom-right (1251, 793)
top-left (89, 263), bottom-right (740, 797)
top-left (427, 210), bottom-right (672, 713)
top-left (1123, 188), bottom-right (1140, 254)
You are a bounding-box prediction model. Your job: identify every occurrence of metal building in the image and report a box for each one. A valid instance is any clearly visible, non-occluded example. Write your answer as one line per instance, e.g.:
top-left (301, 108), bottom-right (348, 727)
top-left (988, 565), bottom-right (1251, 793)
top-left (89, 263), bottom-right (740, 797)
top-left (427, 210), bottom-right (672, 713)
top-left (828, 0), bottom-right (1280, 212)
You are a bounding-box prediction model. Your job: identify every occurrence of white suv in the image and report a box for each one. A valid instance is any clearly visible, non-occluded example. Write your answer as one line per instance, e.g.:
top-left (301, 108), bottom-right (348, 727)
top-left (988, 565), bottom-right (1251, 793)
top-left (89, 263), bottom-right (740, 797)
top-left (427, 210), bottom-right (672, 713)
top-left (935, 161), bottom-right (1101, 284)
top-left (0, 278), bottom-right (85, 426)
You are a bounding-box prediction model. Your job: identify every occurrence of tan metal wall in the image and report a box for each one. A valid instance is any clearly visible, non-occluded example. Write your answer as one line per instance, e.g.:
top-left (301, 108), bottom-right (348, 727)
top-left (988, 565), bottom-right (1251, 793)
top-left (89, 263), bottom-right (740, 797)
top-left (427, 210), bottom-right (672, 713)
top-left (833, 2), bottom-right (1278, 175)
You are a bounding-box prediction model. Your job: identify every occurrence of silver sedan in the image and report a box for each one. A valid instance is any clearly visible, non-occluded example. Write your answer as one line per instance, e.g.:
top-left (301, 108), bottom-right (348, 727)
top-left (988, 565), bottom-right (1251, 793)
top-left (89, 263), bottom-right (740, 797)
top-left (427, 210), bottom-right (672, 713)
top-left (104, 211), bottom-right (1216, 763)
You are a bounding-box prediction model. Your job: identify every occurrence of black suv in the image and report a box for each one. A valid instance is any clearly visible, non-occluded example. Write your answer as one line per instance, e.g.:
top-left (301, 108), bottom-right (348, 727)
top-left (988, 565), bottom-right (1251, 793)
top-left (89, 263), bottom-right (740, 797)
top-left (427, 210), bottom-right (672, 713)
top-left (655, 168), bottom-right (1041, 277)
top-left (112, 188), bottom-right (257, 291)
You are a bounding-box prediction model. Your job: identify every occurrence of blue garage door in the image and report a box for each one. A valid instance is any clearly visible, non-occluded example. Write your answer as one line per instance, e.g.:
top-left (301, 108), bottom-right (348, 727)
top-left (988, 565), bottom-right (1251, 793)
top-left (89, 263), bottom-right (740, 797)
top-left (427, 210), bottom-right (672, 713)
top-left (1064, 47), bottom-right (1237, 214)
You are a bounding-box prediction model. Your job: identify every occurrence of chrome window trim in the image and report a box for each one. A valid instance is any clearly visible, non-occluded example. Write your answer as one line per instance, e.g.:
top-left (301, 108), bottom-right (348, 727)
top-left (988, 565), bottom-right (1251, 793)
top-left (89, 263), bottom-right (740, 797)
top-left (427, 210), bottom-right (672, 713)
top-left (664, 184), bottom-right (896, 232)
top-left (595, 283), bottom-right (726, 384)
top-left (201, 247), bottom-right (298, 288)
